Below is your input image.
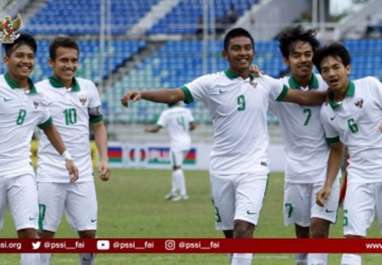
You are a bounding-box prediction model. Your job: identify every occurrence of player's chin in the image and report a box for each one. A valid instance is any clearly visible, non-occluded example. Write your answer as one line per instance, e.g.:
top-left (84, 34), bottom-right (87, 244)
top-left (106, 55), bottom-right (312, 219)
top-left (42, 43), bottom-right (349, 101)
top-left (17, 70), bottom-right (32, 79)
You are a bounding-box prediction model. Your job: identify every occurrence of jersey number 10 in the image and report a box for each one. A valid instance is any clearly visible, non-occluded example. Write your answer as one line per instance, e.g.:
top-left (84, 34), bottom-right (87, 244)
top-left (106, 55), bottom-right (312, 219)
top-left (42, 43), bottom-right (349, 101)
top-left (64, 108), bottom-right (77, 125)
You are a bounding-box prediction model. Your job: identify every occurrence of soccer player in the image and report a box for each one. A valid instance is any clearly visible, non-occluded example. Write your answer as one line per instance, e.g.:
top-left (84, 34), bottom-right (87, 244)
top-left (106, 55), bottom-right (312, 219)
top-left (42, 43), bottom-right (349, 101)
top-left (144, 102), bottom-right (196, 201)
top-left (36, 36), bottom-right (110, 265)
top-left (270, 26), bottom-right (340, 265)
top-left (0, 33), bottom-right (78, 265)
top-left (121, 28), bottom-right (326, 265)
top-left (315, 43), bottom-right (382, 265)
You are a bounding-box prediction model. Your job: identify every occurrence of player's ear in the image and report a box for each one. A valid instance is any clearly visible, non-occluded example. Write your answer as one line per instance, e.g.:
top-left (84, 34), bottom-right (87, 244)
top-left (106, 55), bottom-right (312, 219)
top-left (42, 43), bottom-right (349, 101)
top-left (48, 58), bottom-right (54, 67)
top-left (345, 64), bottom-right (351, 75)
top-left (222, 50), bottom-right (227, 59)
top-left (283, 56), bottom-right (289, 66)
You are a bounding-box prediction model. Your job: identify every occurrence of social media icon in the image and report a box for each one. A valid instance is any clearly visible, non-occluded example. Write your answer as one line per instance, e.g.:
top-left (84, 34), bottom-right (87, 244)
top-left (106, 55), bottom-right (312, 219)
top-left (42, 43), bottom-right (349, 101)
top-left (97, 240), bottom-right (110, 250)
top-left (32, 241), bottom-right (41, 250)
top-left (164, 240), bottom-right (176, 251)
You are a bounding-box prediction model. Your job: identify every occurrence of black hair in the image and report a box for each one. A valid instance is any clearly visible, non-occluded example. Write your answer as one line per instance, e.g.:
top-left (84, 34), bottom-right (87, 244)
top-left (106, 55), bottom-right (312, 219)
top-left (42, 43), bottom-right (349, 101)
top-left (223, 27), bottom-right (254, 50)
top-left (313, 42), bottom-right (351, 73)
top-left (49, 36), bottom-right (79, 60)
top-left (278, 25), bottom-right (320, 58)
top-left (2, 33), bottom-right (37, 56)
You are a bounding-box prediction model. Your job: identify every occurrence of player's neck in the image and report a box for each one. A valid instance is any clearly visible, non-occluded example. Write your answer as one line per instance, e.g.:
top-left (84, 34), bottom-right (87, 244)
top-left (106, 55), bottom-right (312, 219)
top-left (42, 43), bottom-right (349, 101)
top-left (237, 69), bottom-right (251, 79)
top-left (293, 74), bottom-right (310, 87)
top-left (62, 80), bottom-right (73, 88)
top-left (19, 79), bottom-right (29, 90)
top-left (8, 72), bottom-right (29, 90)
top-left (54, 75), bottom-right (73, 88)
top-left (332, 80), bottom-right (349, 101)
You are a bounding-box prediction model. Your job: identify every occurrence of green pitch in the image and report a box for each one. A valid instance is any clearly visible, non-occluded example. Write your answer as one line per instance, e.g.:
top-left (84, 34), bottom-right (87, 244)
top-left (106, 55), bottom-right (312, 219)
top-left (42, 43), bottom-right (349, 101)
top-left (1, 169), bottom-right (380, 264)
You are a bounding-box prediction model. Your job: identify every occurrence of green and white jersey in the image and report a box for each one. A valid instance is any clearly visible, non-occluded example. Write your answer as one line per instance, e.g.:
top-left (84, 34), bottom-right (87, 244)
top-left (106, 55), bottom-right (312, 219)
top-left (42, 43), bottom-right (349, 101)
top-left (36, 76), bottom-right (103, 183)
top-left (270, 74), bottom-right (329, 183)
top-left (181, 70), bottom-right (286, 176)
top-left (0, 73), bottom-right (52, 178)
top-left (320, 77), bottom-right (382, 183)
top-left (156, 106), bottom-right (194, 152)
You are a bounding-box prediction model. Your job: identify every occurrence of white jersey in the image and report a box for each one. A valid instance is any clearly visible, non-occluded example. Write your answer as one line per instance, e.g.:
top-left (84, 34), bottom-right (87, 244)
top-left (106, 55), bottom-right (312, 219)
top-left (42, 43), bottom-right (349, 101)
top-left (36, 76), bottom-right (103, 183)
top-left (182, 70), bottom-right (286, 176)
top-left (0, 73), bottom-right (52, 178)
top-left (320, 77), bottom-right (382, 183)
top-left (156, 106), bottom-right (194, 151)
top-left (270, 74), bottom-right (329, 183)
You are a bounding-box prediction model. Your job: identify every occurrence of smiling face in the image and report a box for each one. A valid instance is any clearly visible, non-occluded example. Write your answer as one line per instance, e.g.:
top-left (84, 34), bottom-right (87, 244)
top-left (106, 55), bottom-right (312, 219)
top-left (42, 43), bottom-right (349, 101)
top-left (285, 41), bottom-right (314, 80)
top-left (49, 47), bottom-right (79, 86)
top-left (223, 36), bottom-right (254, 75)
top-left (4, 44), bottom-right (35, 81)
top-left (319, 55), bottom-right (350, 95)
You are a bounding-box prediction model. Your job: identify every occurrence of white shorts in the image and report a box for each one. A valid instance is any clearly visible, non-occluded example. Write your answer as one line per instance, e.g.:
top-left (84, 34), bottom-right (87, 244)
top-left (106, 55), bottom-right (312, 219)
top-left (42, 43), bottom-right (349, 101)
top-left (343, 182), bottom-right (382, 236)
top-left (210, 173), bottom-right (267, 231)
top-left (0, 174), bottom-right (39, 231)
top-left (37, 181), bottom-right (98, 232)
top-left (284, 179), bottom-right (340, 227)
top-left (170, 149), bottom-right (187, 167)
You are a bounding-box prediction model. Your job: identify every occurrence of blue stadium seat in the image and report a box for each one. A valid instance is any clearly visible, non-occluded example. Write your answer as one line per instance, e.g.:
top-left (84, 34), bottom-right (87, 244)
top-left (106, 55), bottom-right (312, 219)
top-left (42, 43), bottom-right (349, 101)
top-left (25, 0), bottom-right (160, 35)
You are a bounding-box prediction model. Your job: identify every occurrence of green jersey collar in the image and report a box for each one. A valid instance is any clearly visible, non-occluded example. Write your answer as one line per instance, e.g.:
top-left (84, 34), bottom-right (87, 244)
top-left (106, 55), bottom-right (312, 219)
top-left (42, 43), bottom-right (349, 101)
top-left (328, 80), bottom-right (355, 109)
top-left (288, 73), bottom-right (319, 90)
top-left (224, 69), bottom-right (240, 79)
top-left (4, 72), bottom-right (37, 94)
top-left (49, 75), bottom-right (80, 92)
top-left (224, 68), bottom-right (257, 80)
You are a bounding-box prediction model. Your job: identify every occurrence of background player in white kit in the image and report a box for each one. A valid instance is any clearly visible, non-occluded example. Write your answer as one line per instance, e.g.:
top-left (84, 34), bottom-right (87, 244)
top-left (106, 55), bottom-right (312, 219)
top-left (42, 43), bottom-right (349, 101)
top-left (315, 43), bottom-right (382, 265)
top-left (0, 33), bottom-right (78, 265)
top-left (145, 102), bottom-right (196, 201)
top-left (270, 26), bottom-right (340, 265)
top-left (36, 36), bottom-right (110, 265)
top-left (121, 28), bottom-right (326, 265)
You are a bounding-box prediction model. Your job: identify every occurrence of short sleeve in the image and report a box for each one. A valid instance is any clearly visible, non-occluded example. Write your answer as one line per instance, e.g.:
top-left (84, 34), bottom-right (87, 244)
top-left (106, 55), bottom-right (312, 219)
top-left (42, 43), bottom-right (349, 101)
top-left (320, 106), bottom-right (340, 144)
top-left (156, 111), bottom-right (167, 127)
top-left (368, 76), bottom-right (382, 110)
top-left (38, 116), bottom-right (53, 129)
top-left (261, 75), bottom-right (288, 102)
top-left (88, 81), bottom-right (102, 108)
top-left (181, 74), bottom-right (212, 104)
top-left (87, 81), bottom-right (103, 123)
top-left (37, 96), bottom-right (53, 129)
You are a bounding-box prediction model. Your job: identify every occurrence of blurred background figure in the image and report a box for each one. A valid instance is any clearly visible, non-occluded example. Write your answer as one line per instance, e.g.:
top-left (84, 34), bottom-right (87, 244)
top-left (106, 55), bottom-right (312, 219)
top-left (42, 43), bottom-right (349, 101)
top-left (144, 102), bottom-right (196, 201)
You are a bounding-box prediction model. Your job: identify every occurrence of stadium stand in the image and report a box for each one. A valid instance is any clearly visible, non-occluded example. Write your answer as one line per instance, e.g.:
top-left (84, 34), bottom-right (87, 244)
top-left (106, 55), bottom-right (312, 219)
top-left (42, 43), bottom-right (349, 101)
top-left (26, 0), bottom-right (160, 35)
top-left (149, 0), bottom-right (258, 34)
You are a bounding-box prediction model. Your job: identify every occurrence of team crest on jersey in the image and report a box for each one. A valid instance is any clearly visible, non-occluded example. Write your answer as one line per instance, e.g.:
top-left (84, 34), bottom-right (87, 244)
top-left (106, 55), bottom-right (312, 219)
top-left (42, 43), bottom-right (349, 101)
top-left (79, 96), bottom-right (87, 106)
top-left (33, 101), bottom-right (39, 109)
top-left (354, 98), bottom-right (363, 108)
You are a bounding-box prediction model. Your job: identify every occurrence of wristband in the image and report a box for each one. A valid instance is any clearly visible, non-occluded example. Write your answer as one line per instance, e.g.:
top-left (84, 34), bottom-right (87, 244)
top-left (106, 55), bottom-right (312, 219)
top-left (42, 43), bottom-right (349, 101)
top-left (62, 150), bottom-right (73, 160)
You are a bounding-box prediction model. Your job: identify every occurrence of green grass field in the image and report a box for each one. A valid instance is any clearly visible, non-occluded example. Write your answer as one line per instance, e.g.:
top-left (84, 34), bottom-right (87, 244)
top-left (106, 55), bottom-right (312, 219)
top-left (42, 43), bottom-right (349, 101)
top-left (1, 169), bottom-right (381, 264)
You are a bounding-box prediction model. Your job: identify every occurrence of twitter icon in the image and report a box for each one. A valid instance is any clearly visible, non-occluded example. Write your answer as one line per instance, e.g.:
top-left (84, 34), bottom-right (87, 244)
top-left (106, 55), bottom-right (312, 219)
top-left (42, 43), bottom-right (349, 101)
top-left (32, 241), bottom-right (41, 250)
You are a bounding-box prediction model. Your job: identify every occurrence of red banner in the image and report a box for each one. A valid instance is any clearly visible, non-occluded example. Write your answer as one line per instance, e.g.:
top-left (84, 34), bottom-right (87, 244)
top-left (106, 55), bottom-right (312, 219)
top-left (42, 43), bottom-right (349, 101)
top-left (0, 238), bottom-right (381, 253)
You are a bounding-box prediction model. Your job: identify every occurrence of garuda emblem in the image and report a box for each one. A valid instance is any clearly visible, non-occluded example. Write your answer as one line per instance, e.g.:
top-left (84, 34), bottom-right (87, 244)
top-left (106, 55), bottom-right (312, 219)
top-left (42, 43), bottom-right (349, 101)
top-left (0, 14), bottom-right (23, 43)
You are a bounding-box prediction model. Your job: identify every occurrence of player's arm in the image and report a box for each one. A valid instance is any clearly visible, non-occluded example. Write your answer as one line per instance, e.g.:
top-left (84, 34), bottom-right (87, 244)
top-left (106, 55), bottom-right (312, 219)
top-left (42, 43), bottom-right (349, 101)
top-left (121, 89), bottom-right (185, 107)
top-left (316, 141), bottom-right (344, 207)
top-left (91, 121), bottom-right (110, 181)
top-left (41, 122), bottom-right (79, 182)
top-left (281, 88), bottom-right (327, 106)
top-left (144, 125), bottom-right (162, 133)
top-left (266, 75), bottom-right (326, 106)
